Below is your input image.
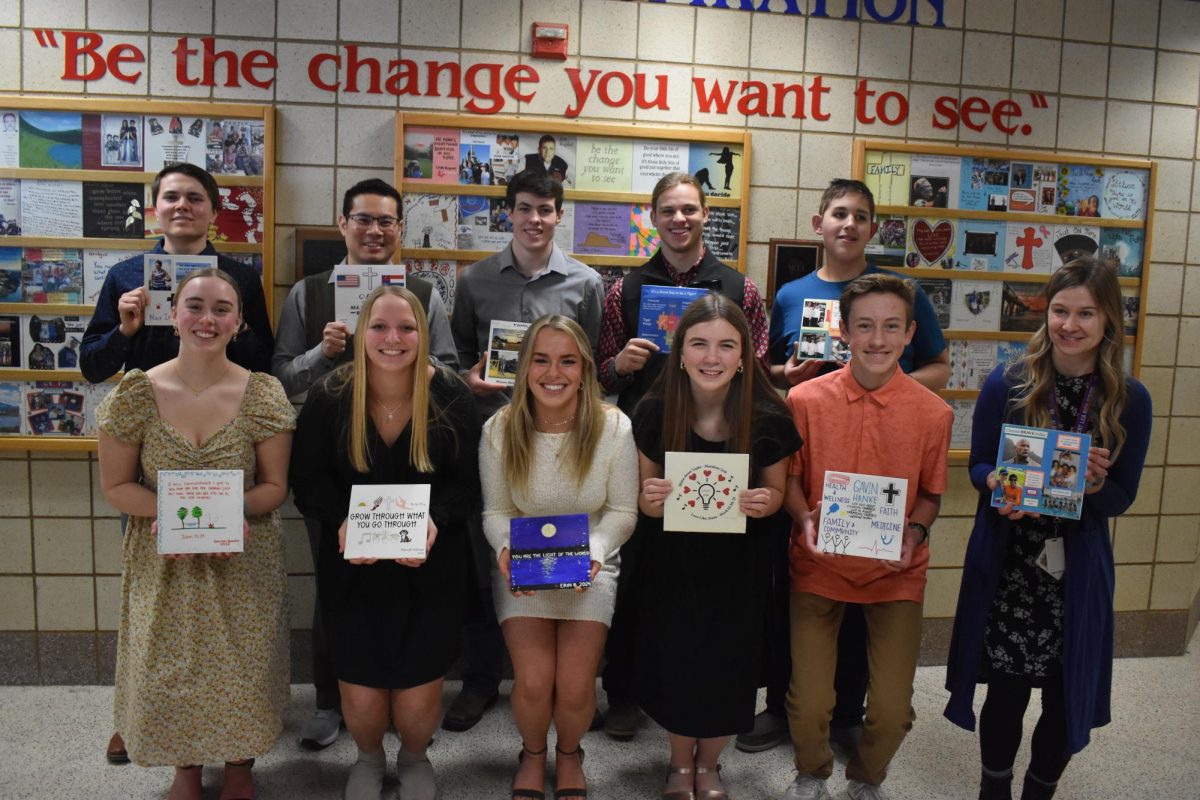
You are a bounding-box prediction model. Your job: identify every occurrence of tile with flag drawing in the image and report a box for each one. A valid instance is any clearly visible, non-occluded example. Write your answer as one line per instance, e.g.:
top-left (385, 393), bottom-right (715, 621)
top-left (333, 265), bottom-right (383, 328)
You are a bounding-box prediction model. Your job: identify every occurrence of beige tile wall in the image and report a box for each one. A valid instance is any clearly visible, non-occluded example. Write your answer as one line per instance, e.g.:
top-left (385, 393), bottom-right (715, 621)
top-left (1, 0), bottom-right (1197, 663)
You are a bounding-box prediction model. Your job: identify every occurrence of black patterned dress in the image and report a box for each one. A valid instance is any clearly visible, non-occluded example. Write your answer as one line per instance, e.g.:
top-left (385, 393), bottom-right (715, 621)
top-left (983, 372), bottom-right (1092, 686)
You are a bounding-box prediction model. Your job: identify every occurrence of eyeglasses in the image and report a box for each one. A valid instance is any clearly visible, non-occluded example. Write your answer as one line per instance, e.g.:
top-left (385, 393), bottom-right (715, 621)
top-left (348, 213), bottom-right (400, 230)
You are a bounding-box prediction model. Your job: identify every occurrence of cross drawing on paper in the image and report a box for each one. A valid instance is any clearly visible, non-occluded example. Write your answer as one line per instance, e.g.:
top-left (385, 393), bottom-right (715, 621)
top-left (362, 266), bottom-right (380, 290)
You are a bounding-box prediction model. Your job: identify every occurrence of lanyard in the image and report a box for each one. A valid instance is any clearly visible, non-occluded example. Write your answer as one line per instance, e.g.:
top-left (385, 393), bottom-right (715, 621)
top-left (1047, 374), bottom-right (1096, 433)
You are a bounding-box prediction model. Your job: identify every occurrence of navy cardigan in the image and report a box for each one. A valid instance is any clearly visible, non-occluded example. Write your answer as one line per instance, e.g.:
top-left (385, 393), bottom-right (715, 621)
top-left (943, 364), bottom-right (1152, 754)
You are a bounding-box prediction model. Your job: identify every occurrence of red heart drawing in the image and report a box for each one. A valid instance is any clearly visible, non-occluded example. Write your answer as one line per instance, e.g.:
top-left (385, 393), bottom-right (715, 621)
top-left (689, 473), bottom-right (696, 481)
top-left (723, 487), bottom-right (730, 495)
top-left (682, 486), bottom-right (690, 493)
top-left (717, 474), bottom-right (725, 481)
top-left (912, 219), bottom-right (953, 265)
top-left (688, 500), bottom-right (696, 507)
top-left (703, 470), bottom-right (712, 477)
top-left (716, 501), bottom-right (724, 509)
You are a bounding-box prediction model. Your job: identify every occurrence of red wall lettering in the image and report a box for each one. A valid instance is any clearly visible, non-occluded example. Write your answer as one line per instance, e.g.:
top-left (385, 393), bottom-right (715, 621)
top-left (61, 31), bottom-right (145, 83)
top-left (36, 30), bottom-right (1041, 135)
top-left (172, 37), bottom-right (276, 89)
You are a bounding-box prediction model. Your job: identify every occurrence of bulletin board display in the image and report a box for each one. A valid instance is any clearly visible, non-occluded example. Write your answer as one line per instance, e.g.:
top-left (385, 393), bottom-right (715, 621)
top-left (0, 97), bottom-right (275, 451)
top-left (394, 113), bottom-right (751, 306)
top-left (852, 139), bottom-right (1155, 457)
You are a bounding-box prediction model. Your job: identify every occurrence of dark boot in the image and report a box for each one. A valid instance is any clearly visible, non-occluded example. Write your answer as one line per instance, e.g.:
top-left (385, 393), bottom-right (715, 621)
top-left (1020, 771), bottom-right (1058, 800)
top-left (979, 768), bottom-right (1013, 800)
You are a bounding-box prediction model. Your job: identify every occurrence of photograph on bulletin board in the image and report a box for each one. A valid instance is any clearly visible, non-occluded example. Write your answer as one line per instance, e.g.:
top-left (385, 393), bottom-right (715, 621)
top-left (688, 143), bottom-right (742, 199)
top-left (0, 247), bottom-right (20, 302)
top-left (81, 114), bottom-right (143, 171)
top-left (18, 111), bottom-right (82, 169)
top-left (206, 119), bottom-right (265, 176)
top-left (402, 127), bottom-right (459, 183)
top-left (523, 133), bottom-right (575, 187)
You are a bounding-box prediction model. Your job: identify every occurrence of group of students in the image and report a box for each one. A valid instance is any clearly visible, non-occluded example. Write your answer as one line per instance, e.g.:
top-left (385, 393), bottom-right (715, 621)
top-left (84, 164), bottom-right (1151, 800)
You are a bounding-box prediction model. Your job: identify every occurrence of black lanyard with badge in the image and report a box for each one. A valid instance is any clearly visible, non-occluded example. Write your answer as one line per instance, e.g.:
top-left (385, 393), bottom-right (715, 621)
top-left (1036, 374), bottom-right (1097, 581)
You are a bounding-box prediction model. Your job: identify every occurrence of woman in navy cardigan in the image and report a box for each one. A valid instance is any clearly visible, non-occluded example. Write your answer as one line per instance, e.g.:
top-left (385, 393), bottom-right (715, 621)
top-left (944, 257), bottom-right (1152, 800)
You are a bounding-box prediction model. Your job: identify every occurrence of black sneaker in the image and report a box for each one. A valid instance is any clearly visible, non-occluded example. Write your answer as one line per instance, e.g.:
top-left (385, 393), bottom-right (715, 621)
top-left (602, 700), bottom-right (642, 741)
top-left (829, 724), bottom-right (863, 763)
top-left (441, 686), bottom-right (498, 732)
top-left (735, 710), bottom-right (788, 753)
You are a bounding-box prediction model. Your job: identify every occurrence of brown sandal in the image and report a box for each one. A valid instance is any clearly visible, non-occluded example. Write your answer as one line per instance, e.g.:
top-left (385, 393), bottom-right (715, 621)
top-left (695, 764), bottom-right (728, 800)
top-left (662, 765), bottom-right (696, 800)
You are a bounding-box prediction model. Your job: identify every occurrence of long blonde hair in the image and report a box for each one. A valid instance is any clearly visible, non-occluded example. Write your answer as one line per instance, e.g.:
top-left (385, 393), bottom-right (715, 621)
top-left (1007, 256), bottom-right (1129, 458)
top-left (496, 315), bottom-right (607, 495)
top-left (329, 285), bottom-right (438, 473)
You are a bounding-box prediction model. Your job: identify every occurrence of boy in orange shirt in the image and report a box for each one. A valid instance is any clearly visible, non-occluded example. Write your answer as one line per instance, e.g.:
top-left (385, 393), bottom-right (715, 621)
top-left (1002, 472), bottom-right (1023, 505)
top-left (780, 274), bottom-right (952, 800)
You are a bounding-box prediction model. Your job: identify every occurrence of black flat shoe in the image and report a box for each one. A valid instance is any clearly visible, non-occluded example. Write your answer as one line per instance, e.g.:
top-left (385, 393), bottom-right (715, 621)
top-left (441, 686), bottom-right (499, 732)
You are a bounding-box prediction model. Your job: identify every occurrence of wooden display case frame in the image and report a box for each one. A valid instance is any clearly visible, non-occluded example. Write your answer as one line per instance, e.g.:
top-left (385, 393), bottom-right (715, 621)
top-left (853, 139), bottom-right (1156, 461)
top-left (0, 97), bottom-right (275, 452)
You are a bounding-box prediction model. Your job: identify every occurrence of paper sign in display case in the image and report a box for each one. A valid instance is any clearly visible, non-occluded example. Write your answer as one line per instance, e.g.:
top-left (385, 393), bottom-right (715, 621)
top-left (0, 98), bottom-right (275, 451)
top-left (852, 139), bottom-right (1155, 461)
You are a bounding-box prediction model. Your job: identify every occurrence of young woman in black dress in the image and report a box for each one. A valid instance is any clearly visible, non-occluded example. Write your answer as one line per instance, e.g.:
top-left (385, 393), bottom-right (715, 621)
top-left (290, 285), bottom-right (480, 800)
top-left (633, 294), bottom-right (801, 800)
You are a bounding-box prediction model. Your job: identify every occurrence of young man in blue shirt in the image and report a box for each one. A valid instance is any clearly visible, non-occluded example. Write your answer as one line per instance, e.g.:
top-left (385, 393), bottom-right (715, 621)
top-left (81, 163), bottom-right (273, 383)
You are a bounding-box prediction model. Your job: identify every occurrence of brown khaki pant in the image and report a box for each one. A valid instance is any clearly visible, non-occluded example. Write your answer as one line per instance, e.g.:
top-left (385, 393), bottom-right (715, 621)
top-left (785, 592), bottom-right (923, 786)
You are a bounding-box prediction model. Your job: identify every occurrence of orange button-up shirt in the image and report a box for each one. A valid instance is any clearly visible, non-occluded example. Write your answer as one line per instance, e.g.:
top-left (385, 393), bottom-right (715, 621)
top-left (786, 366), bottom-right (952, 603)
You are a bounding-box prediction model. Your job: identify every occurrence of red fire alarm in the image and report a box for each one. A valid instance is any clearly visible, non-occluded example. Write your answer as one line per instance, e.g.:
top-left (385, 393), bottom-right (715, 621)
top-left (532, 22), bottom-right (569, 60)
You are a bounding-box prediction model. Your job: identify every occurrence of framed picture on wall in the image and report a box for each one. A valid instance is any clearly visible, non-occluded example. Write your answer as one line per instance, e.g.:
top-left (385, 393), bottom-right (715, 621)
top-left (766, 239), bottom-right (824, 307)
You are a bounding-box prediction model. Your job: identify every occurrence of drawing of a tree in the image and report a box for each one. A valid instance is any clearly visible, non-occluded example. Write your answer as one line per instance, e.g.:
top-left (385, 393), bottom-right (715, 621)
top-left (191, 506), bottom-right (203, 528)
top-left (176, 507), bottom-right (187, 528)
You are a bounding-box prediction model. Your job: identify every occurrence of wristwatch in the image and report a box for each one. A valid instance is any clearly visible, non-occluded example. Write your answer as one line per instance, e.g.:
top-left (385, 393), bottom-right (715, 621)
top-left (908, 521), bottom-right (930, 545)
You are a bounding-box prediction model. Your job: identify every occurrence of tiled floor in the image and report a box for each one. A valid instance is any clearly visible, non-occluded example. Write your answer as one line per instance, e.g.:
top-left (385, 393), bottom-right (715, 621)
top-left (1, 634), bottom-right (1197, 799)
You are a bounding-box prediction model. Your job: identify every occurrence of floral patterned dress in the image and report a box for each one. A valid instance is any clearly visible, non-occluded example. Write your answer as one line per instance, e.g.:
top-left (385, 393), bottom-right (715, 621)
top-left (98, 370), bottom-right (295, 766)
top-left (983, 372), bottom-right (1091, 685)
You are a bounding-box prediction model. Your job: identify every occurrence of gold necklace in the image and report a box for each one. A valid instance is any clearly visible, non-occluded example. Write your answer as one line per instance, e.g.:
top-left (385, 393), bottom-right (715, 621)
top-left (175, 362), bottom-right (229, 397)
top-left (537, 414), bottom-right (576, 429)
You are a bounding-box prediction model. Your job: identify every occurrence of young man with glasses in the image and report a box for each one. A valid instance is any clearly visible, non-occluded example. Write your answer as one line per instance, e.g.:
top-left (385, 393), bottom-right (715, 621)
top-left (272, 178), bottom-right (456, 751)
